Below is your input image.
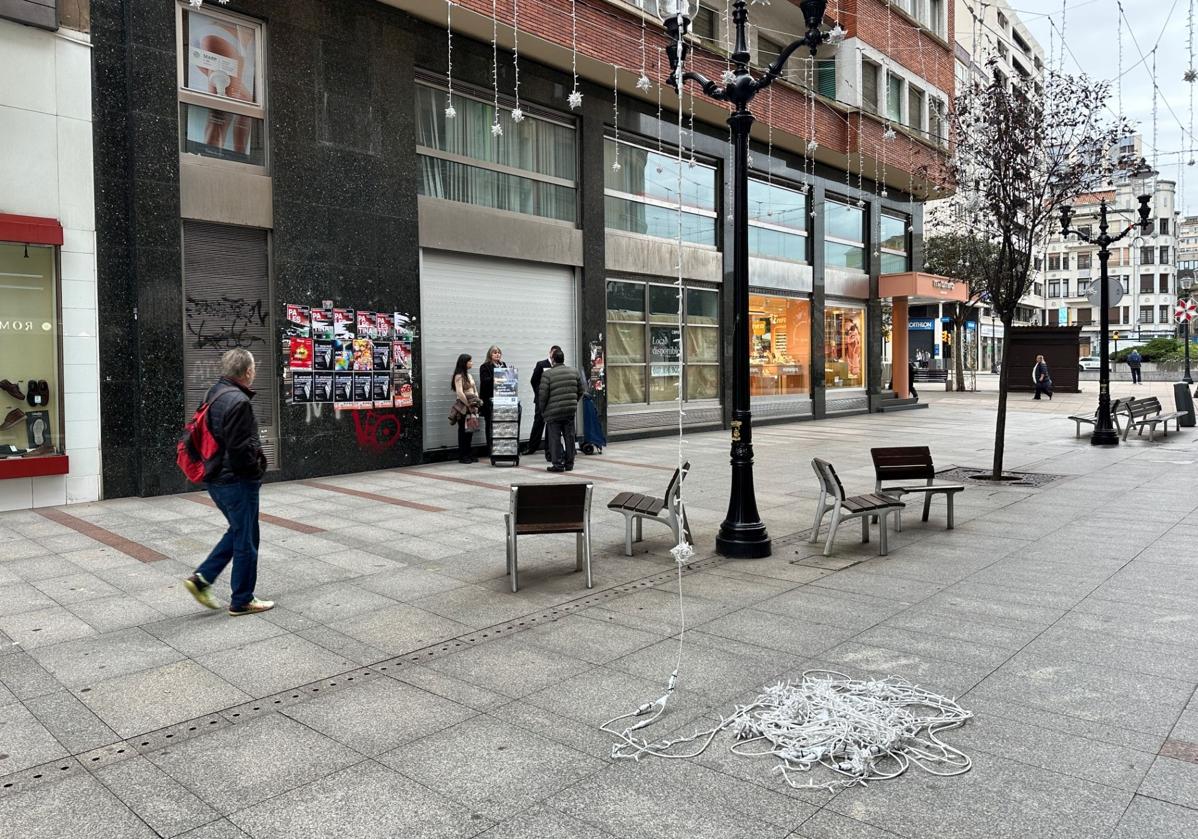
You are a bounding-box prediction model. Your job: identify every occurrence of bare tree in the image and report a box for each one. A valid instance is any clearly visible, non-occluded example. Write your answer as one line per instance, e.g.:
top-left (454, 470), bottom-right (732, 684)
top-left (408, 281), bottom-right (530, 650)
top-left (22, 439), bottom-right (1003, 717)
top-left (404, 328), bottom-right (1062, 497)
top-left (939, 68), bottom-right (1129, 478)
top-left (923, 233), bottom-right (996, 391)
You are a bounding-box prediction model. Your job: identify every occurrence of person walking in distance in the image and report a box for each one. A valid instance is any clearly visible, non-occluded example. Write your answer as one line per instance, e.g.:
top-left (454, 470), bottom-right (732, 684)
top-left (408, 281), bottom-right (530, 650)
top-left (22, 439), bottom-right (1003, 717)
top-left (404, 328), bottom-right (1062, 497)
top-left (524, 345), bottom-right (558, 459)
top-left (1127, 348), bottom-right (1143, 385)
top-left (478, 345), bottom-right (507, 452)
top-left (538, 347), bottom-right (584, 472)
top-left (451, 354), bottom-right (481, 464)
top-left (1032, 354), bottom-right (1053, 401)
top-left (183, 349), bottom-right (274, 616)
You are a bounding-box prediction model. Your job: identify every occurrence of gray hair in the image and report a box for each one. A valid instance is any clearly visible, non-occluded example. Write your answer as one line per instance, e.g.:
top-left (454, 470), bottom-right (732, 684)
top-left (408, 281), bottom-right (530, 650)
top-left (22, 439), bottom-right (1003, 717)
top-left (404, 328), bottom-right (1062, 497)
top-left (220, 348), bottom-right (255, 379)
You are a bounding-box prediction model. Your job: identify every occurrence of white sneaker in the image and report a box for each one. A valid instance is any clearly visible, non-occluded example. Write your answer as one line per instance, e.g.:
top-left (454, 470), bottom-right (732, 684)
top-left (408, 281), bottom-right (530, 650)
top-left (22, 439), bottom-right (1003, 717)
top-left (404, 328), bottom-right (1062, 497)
top-left (228, 598), bottom-right (275, 616)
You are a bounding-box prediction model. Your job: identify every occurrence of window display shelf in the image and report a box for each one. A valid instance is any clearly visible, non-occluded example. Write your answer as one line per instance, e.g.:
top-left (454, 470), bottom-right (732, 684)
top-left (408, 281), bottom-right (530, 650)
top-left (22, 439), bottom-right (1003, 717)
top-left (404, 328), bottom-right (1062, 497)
top-left (0, 454), bottom-right (68, 480)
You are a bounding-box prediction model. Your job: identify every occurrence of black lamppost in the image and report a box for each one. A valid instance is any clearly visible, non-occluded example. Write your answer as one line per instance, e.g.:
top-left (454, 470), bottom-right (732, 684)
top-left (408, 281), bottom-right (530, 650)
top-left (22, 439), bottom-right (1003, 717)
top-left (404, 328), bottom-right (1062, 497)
top-left (654, 0), bottom-right (842, 559)
top-left (1180, 275), bottom-right (1195, 385)
top-left (1060, 160), bottom-right (1154, 446)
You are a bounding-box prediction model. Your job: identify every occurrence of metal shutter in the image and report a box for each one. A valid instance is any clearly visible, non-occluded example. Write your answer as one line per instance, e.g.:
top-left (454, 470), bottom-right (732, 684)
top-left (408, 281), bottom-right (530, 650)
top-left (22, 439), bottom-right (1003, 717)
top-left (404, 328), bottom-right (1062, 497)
top-left (419, 249), bottom-right (577, 452)
top-left (182, 221), bottom-right (278, 468)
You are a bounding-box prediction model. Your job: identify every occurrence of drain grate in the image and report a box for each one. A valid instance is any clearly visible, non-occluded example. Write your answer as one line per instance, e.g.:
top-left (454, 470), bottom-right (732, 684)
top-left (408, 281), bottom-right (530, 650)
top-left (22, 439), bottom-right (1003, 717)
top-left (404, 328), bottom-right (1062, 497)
top-left (0, 758), bottom-right (83, 799)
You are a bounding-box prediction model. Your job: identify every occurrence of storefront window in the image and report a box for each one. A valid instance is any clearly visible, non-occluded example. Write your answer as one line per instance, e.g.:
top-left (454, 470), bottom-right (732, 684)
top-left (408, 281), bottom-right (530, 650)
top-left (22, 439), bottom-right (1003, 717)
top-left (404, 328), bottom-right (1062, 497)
top-left (824, 200), bottom-right (865, 271)
top-left (606, 280), bottom-right (720, 405)
top-left (604, 139), bottom-right (718, 246)
top-left (749, 179), bottom-right (808, 262)
top-left (749, 295), bottom-right (811, 397)
top-left (880, 212), bottom-right (910, 274)
top-left (0, 244), bottom-right (62, 458)
top-left (824, 305), bottom-right (866, 389)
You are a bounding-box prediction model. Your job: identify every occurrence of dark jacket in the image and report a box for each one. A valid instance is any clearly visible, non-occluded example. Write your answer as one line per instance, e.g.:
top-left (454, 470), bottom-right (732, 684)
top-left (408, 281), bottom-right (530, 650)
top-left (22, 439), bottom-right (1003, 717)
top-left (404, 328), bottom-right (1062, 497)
top-left (530, 358), bottom-right (551, 393)
top-left (479, 360), bottom-right (506, 405)
top-left (205, 377), bottom-right (266, 484)
top-left (1127, 351), bottom-right (1142, 369)
top-left (1033, 361), bottom-right (1051, 389)
top-left (538, 364), bottom-right (584, 423)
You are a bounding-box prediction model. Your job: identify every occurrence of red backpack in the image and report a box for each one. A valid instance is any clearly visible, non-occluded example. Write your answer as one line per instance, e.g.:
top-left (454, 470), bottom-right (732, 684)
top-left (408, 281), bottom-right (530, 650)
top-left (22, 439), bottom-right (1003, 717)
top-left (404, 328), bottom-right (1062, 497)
top-left (176, 389), bottom-right (236, 484)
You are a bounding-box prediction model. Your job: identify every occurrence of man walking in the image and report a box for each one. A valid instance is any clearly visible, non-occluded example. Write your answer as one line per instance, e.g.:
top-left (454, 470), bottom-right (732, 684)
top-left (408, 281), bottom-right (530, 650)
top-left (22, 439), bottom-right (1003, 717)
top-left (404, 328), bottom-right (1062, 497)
top-left (183, 348), bottom-right (274, 616)
top-left (1127, 348), bottom-right (1143, 385)
top-left (524, 345), bottom-right (558, 459)
top-left (537, 347), bottom-right (584, 473)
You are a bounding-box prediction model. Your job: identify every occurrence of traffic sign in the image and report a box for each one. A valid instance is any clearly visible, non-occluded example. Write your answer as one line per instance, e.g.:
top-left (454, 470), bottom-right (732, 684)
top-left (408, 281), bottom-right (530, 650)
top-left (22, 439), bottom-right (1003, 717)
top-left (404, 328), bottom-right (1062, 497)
top-left (1086, 276), bottom-right (1124, 308)
top-left (1176, 298), bottom-right (1197, 323)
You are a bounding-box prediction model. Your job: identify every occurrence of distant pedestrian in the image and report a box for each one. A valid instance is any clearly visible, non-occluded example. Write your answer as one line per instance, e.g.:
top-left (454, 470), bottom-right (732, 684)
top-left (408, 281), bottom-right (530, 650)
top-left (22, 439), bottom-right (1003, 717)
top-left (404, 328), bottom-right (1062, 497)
top-left (538, 348), bottom-right (584, 472)
top-left (908, 361), bottom-right (919, 400)
top-left (479, 345), bottom-right (507, 451)
top-left (183, 349), bottom-right (274, 616)
top-left (450, 354), bottom-right (480, 464)
top-left (524, 345), bottom-right (558, 459)
top-left (1032, 354), bottom-right (1053, 400)
top-left (1127, 348), bottom-right (1143, 384)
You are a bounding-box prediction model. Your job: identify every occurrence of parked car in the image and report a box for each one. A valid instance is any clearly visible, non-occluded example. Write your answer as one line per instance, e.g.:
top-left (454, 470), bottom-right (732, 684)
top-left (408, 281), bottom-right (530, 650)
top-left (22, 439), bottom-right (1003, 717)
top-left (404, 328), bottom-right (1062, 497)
top-left (1078, 356), bottom-right (1102, 371)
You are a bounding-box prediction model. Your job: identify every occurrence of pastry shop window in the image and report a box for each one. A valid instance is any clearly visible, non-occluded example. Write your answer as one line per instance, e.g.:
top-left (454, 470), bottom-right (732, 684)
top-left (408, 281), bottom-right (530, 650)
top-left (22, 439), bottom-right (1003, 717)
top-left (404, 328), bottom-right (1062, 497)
top-left (824, 304), bottom-right (866, 389)
top-left (0, 244), bottom-right (62, 460)
top-left (749, 295), bottom-right (811, 398)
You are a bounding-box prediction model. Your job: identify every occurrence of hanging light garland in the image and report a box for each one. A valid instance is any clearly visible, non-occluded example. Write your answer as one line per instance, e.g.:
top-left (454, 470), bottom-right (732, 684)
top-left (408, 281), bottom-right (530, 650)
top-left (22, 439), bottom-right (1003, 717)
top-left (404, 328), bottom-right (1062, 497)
top-left (511, 0), bottom-right (524, 122)
top-left (490, 0), bottom-right (503, 136)
top-left (637, 7), bottom-right (652, 91)
top-left (612, 64), bottom-right (622, 172)
top-left (568, 0), bottom-right (583, 109)
top-left (445, 0), bottom-right (457, 119)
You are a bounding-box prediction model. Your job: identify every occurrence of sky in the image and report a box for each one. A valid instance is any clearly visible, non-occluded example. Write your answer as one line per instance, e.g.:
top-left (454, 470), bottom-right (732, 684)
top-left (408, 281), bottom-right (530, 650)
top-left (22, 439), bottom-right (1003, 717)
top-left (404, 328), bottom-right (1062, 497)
top-left (1020, 0), bottom-right (1198, 215)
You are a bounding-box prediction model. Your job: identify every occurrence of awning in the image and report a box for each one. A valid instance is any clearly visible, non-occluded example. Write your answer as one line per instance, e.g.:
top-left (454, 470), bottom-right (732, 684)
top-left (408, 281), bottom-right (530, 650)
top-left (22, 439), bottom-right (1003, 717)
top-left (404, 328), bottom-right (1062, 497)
top-left (879, 272), bottom-right (969, 304)
top-left (0, 213), bottom-right (64, 246)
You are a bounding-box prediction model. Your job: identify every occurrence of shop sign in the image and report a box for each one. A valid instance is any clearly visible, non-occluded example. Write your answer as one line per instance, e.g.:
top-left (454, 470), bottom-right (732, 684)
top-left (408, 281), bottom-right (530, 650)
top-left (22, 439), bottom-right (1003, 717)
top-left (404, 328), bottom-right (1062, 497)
top-left (0, 320), bottom-right (36, 332)
top-left (909, 319), bottom-right (936, 330)
top-left (932, 279), bottom-right (956, 291)
top-left (651, 364), bottom-right (681, 377)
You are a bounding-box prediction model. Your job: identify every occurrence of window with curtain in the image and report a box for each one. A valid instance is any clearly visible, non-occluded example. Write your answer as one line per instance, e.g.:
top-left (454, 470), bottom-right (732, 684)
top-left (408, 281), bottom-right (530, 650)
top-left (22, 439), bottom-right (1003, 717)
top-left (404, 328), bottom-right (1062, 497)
top-left (606, 280), bottom-right (720, 405)
top-left (1141, 274), bottom-right (1154, 293)
top-left (1160, 304), bottom-right (1171, 323)
top-left (1140, 305), bottom-right (1154, 324)
top-left (886, 74), bottom-right (903, 122)
top-left (880, 212), bottom-right (909, 273)
top-left (824, 199), bottom-right (865, 271)
top-left (748, 179), bottom-right (808, 262)
top-left (604, 138), bottom-right (718, 246)
top-left (1077, 253), bottom-right (1091, 270)
top-left (415, 84), bottom-right (578, 223)
top-left (1160, 274), bottom-right (1170, 293)
top-left (907, 86), bottom-right (924, 132)
top-left (1141, 246), bottom-right (1155, 264)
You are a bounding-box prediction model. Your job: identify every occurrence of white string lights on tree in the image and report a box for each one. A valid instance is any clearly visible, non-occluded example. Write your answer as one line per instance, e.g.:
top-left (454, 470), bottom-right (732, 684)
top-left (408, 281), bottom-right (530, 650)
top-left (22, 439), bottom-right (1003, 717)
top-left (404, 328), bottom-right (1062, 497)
top-left (568, 0), bottom-right (583, 109)
top-left (445, 0), bottom-right (457, 119)
top-left (511, 0), bottom-right (524, 122)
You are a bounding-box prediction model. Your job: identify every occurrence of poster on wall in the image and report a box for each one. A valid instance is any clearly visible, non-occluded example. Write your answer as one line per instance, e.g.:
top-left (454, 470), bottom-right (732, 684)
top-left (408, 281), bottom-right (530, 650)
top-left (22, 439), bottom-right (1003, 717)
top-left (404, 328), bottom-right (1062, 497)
top-left (393, 341), bottom-right (412, 370)
top-left (292, 373), bottom-right (313, 403)
top-left (285, 304), bottom-right (310, 337)
top-left (372, 341), bottom-right (391, 371)
top-left (313, 373), bottom-right (333, 403)
top-left (372, 372), bottom-right (392, 407)
top-left (313, 340), bottom-right (333, 371)
top-left (334, 372), bottom-right (353, 403)
top-left (311, 309), bottom-right (334, 340)
top-left (588, 338), bottom-right (606, 397)
top-left (288, 337), bottom-right (313, 371)
top-left (352, 339), bottom-right (374, 371)
top-left (183, 7), bottom-right (260, 158)
top-left (375, 313), bottom-right (392, 341)
top-left (352, 373), bottom-right (374, 409)
top-left (392, 370), bottom-right (413, 408)
top-left (393, 313), bottom-right (414, 342)
top-left (333, 308), bottom-right (355, 339)
top-left (357, 311), bottom-right (376, 339)
top-left (649, 326), bottom-right (681, 378)
top-left (333, 339), bottom-right (354, 371)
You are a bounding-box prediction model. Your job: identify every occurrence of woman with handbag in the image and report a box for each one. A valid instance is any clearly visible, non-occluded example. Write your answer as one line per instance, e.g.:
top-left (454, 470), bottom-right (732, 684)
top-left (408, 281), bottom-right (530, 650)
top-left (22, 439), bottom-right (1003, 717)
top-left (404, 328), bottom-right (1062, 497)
top-left (1032, 354), bottom-right (1053, 401)
top-left (450, 354), bottom-right (481, 463)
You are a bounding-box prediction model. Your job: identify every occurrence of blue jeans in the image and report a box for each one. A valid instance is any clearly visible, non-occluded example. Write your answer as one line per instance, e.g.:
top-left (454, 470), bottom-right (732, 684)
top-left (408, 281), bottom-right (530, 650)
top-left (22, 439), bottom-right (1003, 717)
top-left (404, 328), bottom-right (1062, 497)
top-left (196, 480), bottom-right (261, 609)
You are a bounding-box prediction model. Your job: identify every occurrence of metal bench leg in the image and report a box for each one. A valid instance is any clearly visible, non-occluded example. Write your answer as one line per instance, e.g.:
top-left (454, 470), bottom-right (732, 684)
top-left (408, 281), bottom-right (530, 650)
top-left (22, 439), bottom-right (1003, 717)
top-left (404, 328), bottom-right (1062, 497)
top-left (623, 514), bottom-right (634, 557)
top-left (505, 514), bottom-right (514, 577)
top-left (810, 492), bottom-right (829, 542)
top-left (947, 494), bottom-right (955, 530)
top-left (861, 515), bottom-right (869, 545)
top-left (922, 492), bottom-right (933, 523)
top-left (576, 532), bottom-right (584, 572)
top-left (878, 512), bottom-right (890, 556)
top-left (582, 528), bottom-right (593, 589)
top-left (823, 508), bottom-right (842, 557)
top-left (634, 517), bottom-right (643, 544)
top-left (509, 535), bottom-right (519, 593)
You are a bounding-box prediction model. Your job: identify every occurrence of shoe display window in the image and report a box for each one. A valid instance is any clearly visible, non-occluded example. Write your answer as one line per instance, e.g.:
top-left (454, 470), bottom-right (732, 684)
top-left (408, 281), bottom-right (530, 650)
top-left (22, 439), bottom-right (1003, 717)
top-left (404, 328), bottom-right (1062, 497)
top-left (0, 242), bottom-right (63, 466)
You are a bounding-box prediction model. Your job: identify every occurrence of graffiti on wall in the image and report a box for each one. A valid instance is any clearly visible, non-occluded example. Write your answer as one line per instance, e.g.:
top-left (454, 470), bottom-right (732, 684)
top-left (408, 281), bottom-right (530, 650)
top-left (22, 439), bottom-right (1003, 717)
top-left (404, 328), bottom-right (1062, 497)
top-left (352, 409), bottom-right (402, 454)
top-left (186, 295), bottom-right (268, 350)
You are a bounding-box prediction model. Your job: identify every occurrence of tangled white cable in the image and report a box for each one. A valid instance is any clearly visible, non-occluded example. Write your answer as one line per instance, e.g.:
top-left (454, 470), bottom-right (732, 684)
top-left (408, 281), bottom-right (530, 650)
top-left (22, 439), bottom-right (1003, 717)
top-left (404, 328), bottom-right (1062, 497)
top-left (602, 670), bottom-right (972, 791)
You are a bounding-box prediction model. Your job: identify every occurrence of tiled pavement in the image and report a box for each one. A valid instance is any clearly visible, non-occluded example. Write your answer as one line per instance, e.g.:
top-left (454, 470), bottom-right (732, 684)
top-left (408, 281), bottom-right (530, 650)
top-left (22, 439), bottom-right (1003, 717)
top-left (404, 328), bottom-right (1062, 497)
top-left (3, 386), bottom-right (1198, 838)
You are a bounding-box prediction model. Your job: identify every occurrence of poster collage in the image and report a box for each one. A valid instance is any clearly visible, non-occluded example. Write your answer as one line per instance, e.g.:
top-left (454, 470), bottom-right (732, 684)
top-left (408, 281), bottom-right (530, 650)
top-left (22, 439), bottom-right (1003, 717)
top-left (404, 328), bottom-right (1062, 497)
top-left (282, 305), bottom-right (415, 410)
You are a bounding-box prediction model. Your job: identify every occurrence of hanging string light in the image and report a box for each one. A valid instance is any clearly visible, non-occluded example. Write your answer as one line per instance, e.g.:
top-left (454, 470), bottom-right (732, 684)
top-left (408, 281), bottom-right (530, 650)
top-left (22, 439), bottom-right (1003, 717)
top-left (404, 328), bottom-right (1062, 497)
top-left (612, 64), bottom-right (622, 172)
top-left (490, 0), bottom-right (503, 136)
top-left (511, 0), bottom-right (524, 122)
top-left (568, 0), bottom-right (583, 109)
top-left (637, 6), bottom-right (652, 91)
top-left (445, 0), bottom-right (456, 118)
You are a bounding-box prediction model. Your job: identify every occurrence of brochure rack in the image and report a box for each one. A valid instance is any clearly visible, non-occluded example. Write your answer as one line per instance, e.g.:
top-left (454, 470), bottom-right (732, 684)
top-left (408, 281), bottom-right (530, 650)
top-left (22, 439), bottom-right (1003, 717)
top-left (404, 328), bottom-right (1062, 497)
top-left (490, 366), bottom-right (521, 467)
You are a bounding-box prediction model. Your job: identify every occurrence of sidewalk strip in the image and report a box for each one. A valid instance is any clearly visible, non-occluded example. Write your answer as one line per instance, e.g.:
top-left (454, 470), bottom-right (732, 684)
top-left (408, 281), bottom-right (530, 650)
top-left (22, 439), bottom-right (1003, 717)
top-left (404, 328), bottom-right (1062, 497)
top-left (401, 469), bottom-right (510, 492)
top-left (598, 457), bottom-right (677, 473)
top-left (516, 464), bottom-right (618, 483)
top-left (36, 508), bottom-right (169, 564)
top-left (303, 480), bottom-right (448, 512)
top-left (184, 495), bottom-right (326, 534)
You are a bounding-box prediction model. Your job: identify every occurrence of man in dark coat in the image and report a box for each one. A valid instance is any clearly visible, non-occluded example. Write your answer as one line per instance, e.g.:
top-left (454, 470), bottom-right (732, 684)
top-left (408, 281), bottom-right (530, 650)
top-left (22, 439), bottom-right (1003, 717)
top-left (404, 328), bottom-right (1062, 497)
top-left (183, 348), bottom-right (274, 616)
top-left (524, 345), bottom-right (559, 458)
top-left (537, 348), bottom-right (584, 472)
top-left (1127, 348), bottom-right (1143, 384)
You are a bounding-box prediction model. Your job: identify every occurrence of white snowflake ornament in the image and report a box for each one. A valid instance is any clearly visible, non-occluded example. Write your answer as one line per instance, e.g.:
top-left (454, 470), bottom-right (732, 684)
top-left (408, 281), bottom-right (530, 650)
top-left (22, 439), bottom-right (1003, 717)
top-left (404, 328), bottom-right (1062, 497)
top-left (806, 140), bottom-right (819, 153)
top-left (636, 74), bottom-right (652, 92)
top-left (511, 108), bottom-right (525, 123)
top-left (445, 105), bottom-right (457, 119)
top-left (567, 89), bottom-right (583, 110)
top-left (491, 121), bottom-right (503, 137)
top-left (611, 160), bottom-right (623, 172)
top-left (883, 127), bottom-right (897, 140)
top-left (722, 70), bottom-right (737, 85)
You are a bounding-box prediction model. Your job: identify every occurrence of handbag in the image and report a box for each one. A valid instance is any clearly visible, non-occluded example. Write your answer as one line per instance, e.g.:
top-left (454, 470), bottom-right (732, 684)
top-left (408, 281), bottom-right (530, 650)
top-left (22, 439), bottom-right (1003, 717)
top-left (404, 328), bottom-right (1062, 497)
top-left (464, 414), bottom-right (480, 432)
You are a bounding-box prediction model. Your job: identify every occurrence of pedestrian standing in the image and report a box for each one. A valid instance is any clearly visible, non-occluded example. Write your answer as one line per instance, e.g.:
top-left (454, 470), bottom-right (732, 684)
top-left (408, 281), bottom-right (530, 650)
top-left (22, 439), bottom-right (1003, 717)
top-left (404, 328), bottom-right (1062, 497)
top-left (478, 345), bottom-right (506, 452)
top-left (451, 354), bottom-right (480, 464)
top-left (1032, 354), bottom-right (1053, 400)
top-left (538, 348), bottom-right (584, 472)
top-left (524, 345), bottom-right (558, 459)
top-left (1127, 348), bottom-right (1143, 384)
top-left (183, 349), bottom-right (274, 616)
top-left (908, 360), bottom-right (919, 400)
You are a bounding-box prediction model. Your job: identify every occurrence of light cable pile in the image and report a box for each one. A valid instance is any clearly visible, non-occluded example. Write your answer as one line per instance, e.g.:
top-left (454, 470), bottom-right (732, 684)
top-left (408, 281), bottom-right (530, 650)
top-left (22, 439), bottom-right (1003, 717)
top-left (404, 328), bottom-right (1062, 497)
top-left (601, 670), bottom-right (973, 792)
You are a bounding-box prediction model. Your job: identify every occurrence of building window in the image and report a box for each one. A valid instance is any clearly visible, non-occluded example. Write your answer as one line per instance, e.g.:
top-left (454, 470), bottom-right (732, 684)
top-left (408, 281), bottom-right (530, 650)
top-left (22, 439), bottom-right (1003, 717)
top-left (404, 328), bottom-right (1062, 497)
top-left (1076, 308), bottom-right (1092, 325)
top-left (604, 138), bottom-right (718, 245)
top-left (1079, 279), bottom-right (1091, 295)
top-left (1077, 253), bottom-right (1091, 270)
top-left (605, 280), bottom-right (720, 405)
top-left (824, 199), bottom-right (865, 271)
top-left (1061, 254), bottom-right (1070, 270)
top-left (928, 0), bottom-right (946, 37)
top-left (1140, 305), bottom-right (1154, 324)
top-left (1160, 274), bottom-right (1170, 293)
top-left (750, 295), bottom-right (811, 397)
top-left (758, 35), bottom-right (785, 71)
top-left (1060, 279), bottom-right (1069, 297)
top-left (1141, 246), bottom-right (1155, 265)
top-left (929, 98), bottom-right (947, 145)
top-left (692, 4), bottom-right (718, 42)
top-left (1048, 280), bottom-right (1059, 298)
top-left (880, 212), bottom-right (910, 273)
top-left (1160, 246), bottom-right (1171, 264)
top-left (861, 59), bottom-right (881, 114)
top-left (1107, 307), bottom-right (1120, 323)
top-left (907, 86), bottom-right (924, 132)
top-left (1141, 274), bottom-right (1154, 293)
top-left (825, 305), bottom-right (866, 389)
top-left (1034, 256), bottom-right (1043, 271)
top-left (816, 59), bottom-right (837, 99)
top-left (886, 74), bottom-right (903, 122)
top-left (1078, 225), bottom-right (1092, 238)
top-left (1160, 304), bottom-right (1171, 324)
top-left (416, 85), bottom-right (577, 223)
top-left (1122, 305), bottom-right (1130, 323)
top-left (1033, 282), bottom-right (1043, 297)
top-left (749, 179), bottom-right (808, 262)
top-left (0, 244), bottom-right (62, 460)
top-left (1160, 218), bottom-right (1170, 235)
top-left (997, 11), bottom-right (1009, 30)
top-left (1048, 254), bottom-right (1060, 271)
top-left (177, 3), bottom-right (267, 166)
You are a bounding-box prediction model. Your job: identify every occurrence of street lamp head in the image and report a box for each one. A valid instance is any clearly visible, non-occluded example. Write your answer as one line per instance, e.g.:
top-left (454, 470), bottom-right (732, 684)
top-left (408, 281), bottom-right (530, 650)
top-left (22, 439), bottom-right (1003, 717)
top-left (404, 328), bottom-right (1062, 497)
top-left (1059, 204), bottom-right (1074, 237)
top-left (656, 0), bottom-right (694, 23)
top-left (799, 0), bottom-right (829, 30)
top-left (1128, 157), bottom-right (1155, 234)
top-left (656, 0), bottom-right (696, 89)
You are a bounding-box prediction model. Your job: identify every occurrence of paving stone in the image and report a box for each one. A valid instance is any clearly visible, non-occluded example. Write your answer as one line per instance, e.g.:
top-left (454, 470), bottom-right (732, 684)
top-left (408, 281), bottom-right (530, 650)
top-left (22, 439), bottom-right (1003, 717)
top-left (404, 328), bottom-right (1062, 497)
top-left (296, 625), bottom-right (389, 665)
top-left (281, 676), bottom-right (476, 755)
top-left (144, 612), bottom-right (289, 657)
top-left (328, 604), bottom-right (474, 655)
top-left (178, 819), bottom-right (251, 838)
top-left (699, 608), bottom-right (860, 659)
top-left (0, 701), bottom-right (68, 773)
top-left (1109, 795), bottom-right (1198, 839)
top-left (24, 689), bottom-right (119, 753)
top-left (64, 595), bottom-right (167, 634)
top-left (389, 664), bottom-right (513, 711)
top-left (475, 805), bottom-right (621, 839)
top-left (95, 755), bottom-right (219, 837)
top-left (753, 586), bottom-right (908, 631)
top-left (0, 583), bottom-right (58, 617)
top-left (1138, 755), bottom-right (1198, 810)
top-left (30, 628), bottom-right (185, 688)
top-left (229, 759), bottom-right (487, 839)
top-left (0, 651), bottom-right (60, 700)
top-left (845, 624), bottom-right (1014, 669)
top-left (279, 582), bottom-right (401, 624)
top-left (356, 566), bottom-right (468, 602)
top-left (2, 554), bottom-right (83, 582)
top-left (76, 660), bottom-right (251, 738)
top-left (0, 773), bottom-right (157, 838)
top-left (519, 614), bottom-right (662, 665)
top-left (797, 810), bottom-right (906, 839)
top-left (196, 634), bottom-right (357, 698)
top-left (0, 606), bottom-right (98, 649)
top-left (425, 637), bottom-right (593, 699)
top-left (880, 607), bottom-right (1042, 650)
top-left (32, 572), bottom-right (123, 605)
top-left (379, 715), bottom-right (606, 819)
top-left (148, 713), bottom-right (361, 815)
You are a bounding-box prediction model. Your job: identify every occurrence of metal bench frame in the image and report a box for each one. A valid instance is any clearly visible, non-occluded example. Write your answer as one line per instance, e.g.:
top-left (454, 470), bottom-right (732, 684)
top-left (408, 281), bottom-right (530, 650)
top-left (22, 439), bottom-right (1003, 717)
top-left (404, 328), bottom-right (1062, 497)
top-left (504, 482), bottom-right (593, 593)
top-left (607, 462), bottom-right (692, 557)
top-left (809, 458), bottom-right (904, 557)
top-left (1068, 399), bottom-right (1124, 438)
top-left (1119, 396), bottom-right (1186, 441)
top-left (870, 446), bottom-right (965, 532)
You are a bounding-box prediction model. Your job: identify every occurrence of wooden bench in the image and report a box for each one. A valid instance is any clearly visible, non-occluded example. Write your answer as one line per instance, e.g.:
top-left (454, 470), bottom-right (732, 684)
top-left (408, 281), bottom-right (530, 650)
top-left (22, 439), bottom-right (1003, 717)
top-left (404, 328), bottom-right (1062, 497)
top-left (504, 483), bottom-right (593, 593)
top-left (607, 462), bottom-right (693, 557)
top-left (1118, 396), bottom-right (1187, 441)
top-left (1068, 399), bottom-right (1125, 438)
top-left (809, 458), bottom-right (905, 556)
top-left (870, 447), bottom-right (966, 531)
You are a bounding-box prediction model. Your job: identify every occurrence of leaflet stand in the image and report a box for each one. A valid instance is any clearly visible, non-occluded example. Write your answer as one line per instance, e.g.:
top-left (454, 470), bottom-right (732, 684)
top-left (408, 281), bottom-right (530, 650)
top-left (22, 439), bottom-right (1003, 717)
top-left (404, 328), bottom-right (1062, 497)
top-left (490, 366), bottom-right (521, 467)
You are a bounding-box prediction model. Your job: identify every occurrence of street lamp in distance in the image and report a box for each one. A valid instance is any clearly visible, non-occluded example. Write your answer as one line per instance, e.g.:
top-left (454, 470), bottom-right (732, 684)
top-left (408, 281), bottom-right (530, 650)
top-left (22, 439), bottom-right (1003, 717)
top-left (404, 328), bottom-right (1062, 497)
top-left (1179, 274), bottom-right (1196, 385)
